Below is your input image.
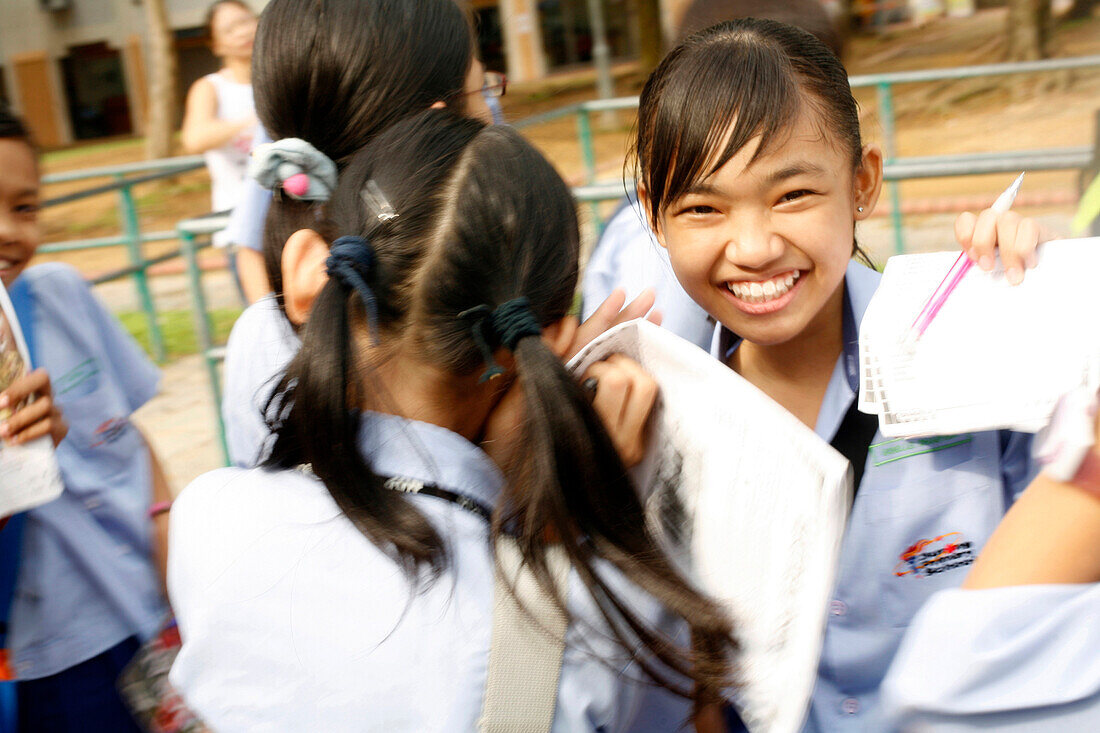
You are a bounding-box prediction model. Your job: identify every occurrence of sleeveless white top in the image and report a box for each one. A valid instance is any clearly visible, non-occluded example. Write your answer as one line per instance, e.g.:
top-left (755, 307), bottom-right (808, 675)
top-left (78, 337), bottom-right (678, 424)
top-left (202, 71), bottom-right (255, 214)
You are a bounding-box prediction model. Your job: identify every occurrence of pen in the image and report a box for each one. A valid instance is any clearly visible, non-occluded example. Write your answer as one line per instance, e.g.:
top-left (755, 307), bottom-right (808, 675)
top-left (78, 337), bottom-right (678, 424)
top-left (905, 172), bottom-right (1025, 344)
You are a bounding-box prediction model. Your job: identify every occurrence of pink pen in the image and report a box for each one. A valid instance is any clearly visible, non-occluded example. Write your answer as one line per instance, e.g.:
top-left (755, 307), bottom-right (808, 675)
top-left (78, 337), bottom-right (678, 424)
top-left (905, 172), bottom-right (1025, 344)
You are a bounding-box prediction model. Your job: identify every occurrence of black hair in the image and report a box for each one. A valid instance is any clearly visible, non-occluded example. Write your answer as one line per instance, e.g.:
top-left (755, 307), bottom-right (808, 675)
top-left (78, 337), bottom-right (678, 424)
top-left (676, 0), bottom-right (844, 57)
top-left (204, 0), bottom-right (252, 44)
top-left (253, 0), bottom-right (476, 304)
top-left (0, 103), bottom-right (34, 148)
top-left (265, 109), bottom-right (737, 705)
top-left (636, 18), bottom-right (871, 264)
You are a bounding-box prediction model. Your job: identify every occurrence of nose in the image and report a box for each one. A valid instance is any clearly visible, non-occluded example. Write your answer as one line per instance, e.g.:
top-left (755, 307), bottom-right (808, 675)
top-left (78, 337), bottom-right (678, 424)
top-left (722, 216), bottom-right (784, 270)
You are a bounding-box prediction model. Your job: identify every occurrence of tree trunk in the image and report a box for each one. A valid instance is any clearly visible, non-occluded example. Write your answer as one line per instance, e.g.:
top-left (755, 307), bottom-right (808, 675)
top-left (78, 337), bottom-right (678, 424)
top-left (143, 0), bottom-right (177, 160)
top-left (1065, 0), bottom-right (1100, 20)
top-left (636, 0), bottom-right (662, 74)
top-left (1005, 0), bottom-right (1052, 61)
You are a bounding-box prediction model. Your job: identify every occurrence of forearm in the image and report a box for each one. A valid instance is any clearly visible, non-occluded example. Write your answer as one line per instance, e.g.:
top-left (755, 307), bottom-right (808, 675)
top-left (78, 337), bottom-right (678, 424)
top-left (140, 430), bottom-right (173, 592)
top-left (965, 469), bottom-right (1100, 589)
top-left (236, 247), bottom-right (272, 303)
top-left (182, 116), bottom-right (251, 154)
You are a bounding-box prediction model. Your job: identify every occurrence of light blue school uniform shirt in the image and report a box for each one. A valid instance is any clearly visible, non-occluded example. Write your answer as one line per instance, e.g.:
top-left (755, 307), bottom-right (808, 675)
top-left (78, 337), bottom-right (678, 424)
top-left (582, 197), bottom-right (714, 350)
top-left (710, 261), bottom-right (1037, 731)
top-left (8, 264), bottom-right (165, 679)
top-left (883, 583), bottom-right (1100, 730)
top-left (222, 295), bottom-right (298, 467)
top-left (169, 413), bottom-right (689, 731)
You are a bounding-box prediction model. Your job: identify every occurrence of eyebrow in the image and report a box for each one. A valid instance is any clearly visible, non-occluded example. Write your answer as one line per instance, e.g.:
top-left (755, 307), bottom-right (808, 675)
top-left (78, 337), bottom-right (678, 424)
top-left (763, 162), bottom-right (827, 186)
top-left (682, 181), bottom-right (721, 197)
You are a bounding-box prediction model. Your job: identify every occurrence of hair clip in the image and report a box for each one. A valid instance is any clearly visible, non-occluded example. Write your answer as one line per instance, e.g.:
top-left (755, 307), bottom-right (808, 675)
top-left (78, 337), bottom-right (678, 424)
top-left (361, 179), bottom-right (398, 223)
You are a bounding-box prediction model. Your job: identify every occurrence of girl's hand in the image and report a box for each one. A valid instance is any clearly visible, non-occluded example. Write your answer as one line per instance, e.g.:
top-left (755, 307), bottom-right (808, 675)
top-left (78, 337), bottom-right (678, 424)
top-left (581, 354), bottom-right (659, 468)
top-left (0, 369), bottom-right (67, 447)
top-left (954, 208), bottom-right (1049, 286)
top-left (566, 289), bottom-right (662, 361)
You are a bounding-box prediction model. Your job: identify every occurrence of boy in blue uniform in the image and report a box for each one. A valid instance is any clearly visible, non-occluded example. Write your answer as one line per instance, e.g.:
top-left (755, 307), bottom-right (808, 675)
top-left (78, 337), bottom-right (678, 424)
top-left (0, 106), bottom-right (170, 731)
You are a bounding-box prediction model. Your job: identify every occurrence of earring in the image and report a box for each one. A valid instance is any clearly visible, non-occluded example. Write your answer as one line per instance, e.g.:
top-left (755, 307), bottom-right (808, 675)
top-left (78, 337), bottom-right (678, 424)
top-left (857, 206), bottom-right (864, 213)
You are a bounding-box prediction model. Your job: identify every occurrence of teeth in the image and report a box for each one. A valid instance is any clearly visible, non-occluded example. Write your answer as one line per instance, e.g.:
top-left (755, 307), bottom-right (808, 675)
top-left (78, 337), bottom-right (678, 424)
top-left (0, 260), bottom-right (12, 269)
top-left (726, 270), bottom-right (800, 303)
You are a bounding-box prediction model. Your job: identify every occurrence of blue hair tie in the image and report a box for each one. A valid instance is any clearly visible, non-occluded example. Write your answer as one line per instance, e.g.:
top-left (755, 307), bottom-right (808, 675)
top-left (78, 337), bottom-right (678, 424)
top-left (459, 297), bottom-right (542, 383)
top-left (326, 235), bottom-right (380, 342)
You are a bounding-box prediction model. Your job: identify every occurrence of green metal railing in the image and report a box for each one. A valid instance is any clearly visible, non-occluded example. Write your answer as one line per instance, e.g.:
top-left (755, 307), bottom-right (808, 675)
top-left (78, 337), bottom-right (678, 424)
top-left (40, 156), bottom-right (205, 363)
top-left (32, 55), bottom-right (1099, 472)
top-left (549, 54), bottom-right (1100, 252)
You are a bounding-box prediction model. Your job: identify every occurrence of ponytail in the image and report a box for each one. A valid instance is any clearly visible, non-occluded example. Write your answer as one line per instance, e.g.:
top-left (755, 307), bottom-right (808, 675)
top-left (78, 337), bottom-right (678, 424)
top-left (267, 110), bottom-right (737, 704)
top-left (507, 333), bottom-right (734, 700)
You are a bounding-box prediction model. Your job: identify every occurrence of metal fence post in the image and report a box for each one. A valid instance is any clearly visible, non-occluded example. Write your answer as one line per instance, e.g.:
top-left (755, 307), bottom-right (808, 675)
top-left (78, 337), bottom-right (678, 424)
top-left (179, 226), bottom-right (230, 466)
top-left (116, 174), bottom-right (166, 362)
top-left (577, 106), bottom-right (597, 185)
top-left (876, 82), bottom-right (906, 255)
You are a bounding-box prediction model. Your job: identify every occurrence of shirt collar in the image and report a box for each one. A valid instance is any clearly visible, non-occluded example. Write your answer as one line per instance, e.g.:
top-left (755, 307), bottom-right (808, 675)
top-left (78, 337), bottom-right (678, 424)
top-left (357, 413), bottom-right (505, 513)
top-left (709, 261), bottom-right (882, 394)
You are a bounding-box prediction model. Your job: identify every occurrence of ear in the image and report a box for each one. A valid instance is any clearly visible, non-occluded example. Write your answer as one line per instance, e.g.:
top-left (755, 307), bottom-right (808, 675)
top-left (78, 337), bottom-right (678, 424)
top-left (281, 229), bottom-right (330, 325)
top-left (541, 315), bottom-right (580, 360)
top-left (854, 144), bottom-right (884, 221)
top-left (636, 183), bottom-right (667, 249)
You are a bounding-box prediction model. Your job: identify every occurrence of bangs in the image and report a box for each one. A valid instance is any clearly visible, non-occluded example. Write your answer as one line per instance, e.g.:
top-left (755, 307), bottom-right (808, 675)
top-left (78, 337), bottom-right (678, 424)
top-left (636, 19), bottom-right (861, 230)
top-left (641, 30), bottom-right (801, 223)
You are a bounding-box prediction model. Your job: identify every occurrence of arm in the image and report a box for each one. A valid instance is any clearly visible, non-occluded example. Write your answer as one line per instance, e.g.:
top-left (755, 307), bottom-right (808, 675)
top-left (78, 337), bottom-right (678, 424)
top-left (235, 247), bottom-right (271, 303)
top-left (139, 429), bottom-right (173, 594)
top-left (180, 77), bottom-right (256, 154)
top-left (965, 408), bottom-right (1100, 589)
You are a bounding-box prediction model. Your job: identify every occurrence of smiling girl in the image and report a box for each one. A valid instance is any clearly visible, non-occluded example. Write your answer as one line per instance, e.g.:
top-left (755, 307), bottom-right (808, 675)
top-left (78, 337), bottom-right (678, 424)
top-left (635, 18), bottom-right (1044, 730)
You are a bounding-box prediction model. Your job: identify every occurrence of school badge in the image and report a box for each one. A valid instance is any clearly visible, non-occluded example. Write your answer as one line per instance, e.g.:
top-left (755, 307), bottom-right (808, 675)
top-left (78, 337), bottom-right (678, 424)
top-left (894, 532), bottom-right (974, 578)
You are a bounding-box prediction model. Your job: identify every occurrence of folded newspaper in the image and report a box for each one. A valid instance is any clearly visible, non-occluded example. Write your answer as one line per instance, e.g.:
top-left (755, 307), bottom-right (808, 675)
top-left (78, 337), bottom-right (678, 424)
top-left (0, 279), bottom-right (63, 517)
top-left (570, 320), bottom-right (851, 733)
top-left (859, 238), bottom-right (1100, 438)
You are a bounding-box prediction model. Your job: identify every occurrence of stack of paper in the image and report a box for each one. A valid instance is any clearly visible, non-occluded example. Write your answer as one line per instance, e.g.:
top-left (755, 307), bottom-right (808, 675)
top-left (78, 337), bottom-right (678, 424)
top-left (859, 238), bottom-right (1100, 438)
top-left (571, 321), bottom-right (851, 733)
top-left (0, 282), bottom-right (63, 518)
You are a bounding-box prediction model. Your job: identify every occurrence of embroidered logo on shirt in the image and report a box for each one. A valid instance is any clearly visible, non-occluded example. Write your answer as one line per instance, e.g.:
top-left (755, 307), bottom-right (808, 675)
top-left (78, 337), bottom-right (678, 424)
top-left (54, 357), bottom-right (101, 399)
top-left (869, 434), bottom-right (973, 467)
top-left (894, 532), bottom-right (974, 577)
top-left (89, 417), bottom-right (130, 448)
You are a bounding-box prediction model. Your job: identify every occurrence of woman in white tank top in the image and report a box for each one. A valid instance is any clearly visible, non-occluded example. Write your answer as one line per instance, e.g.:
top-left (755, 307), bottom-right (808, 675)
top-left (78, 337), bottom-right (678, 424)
top-left (181, 1), bottom-right (258, 216)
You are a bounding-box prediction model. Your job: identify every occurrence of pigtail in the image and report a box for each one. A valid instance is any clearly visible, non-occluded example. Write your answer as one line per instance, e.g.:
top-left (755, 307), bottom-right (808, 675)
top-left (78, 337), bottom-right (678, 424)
top-left (266, 263), bottom-right (446, 579)
top-left (504, 333), bottom-right (735, 701)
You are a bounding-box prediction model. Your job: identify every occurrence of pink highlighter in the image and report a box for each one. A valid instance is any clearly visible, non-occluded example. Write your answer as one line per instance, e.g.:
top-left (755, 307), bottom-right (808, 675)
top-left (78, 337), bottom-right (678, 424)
top-left (906, 173), bottom-right (1025, 344)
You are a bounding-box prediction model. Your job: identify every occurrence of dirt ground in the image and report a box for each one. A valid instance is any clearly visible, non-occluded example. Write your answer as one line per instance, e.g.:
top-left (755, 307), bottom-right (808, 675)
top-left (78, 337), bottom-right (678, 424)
top-left (33, 7), bottom-right (1100, 277)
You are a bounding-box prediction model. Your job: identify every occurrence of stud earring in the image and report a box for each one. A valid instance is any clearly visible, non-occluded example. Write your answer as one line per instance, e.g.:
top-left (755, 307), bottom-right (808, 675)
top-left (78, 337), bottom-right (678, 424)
top-left (857, 206), bottom-right (864, 213)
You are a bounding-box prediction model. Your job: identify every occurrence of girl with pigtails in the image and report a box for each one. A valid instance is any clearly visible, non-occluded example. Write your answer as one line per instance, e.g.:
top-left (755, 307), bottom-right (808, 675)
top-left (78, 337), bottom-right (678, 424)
top-left (167, 110), bottom-right (738, 730)
top-left (222, 0), bottom-right (657, 468)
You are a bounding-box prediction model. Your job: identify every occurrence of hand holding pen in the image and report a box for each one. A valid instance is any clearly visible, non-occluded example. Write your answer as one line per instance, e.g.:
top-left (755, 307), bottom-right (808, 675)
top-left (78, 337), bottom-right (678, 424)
top-left (954, 173), bottom-right (1039, 286)
top-left (908, 174), bottom-right (1047, 342)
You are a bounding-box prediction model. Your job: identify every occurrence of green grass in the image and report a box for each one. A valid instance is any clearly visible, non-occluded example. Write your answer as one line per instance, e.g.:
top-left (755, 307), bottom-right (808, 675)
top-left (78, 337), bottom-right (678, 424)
top-left (118, 307), bottom-right (243, 361)
top-left (42, 137), bottom-right (144, 165)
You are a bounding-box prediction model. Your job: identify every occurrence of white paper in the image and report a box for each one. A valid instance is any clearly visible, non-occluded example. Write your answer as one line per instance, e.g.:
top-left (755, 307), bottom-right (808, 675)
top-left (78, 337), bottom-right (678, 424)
top-left (0, 280), bottom-right (63, 517)
top-left (859, 238), bottom-right (1100, 438)
top-left (570, 320), bottom-right (851, 733)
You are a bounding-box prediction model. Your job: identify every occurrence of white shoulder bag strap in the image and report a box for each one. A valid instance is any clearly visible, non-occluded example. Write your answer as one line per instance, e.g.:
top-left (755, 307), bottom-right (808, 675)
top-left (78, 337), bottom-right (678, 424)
top-left (477, 539), bottom-right (571, 733)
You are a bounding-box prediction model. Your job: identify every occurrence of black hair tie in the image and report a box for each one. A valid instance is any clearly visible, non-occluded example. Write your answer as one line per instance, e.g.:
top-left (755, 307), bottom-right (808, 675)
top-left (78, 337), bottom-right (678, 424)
top-left (491, 297), bottom-right (542, 350)
top-left (326, 235), bottom-right (380, 342)
top-left (458, 297), bottom-right (542, 383)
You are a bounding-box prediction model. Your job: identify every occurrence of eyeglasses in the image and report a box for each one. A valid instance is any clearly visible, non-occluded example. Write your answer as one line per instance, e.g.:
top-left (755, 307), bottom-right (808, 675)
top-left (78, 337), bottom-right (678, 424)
top-left (480, 71), bottom-right (507, 99)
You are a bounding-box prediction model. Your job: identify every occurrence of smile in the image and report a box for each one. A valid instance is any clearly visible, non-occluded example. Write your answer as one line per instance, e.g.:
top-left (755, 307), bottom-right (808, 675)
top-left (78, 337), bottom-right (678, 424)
top-left (722, 270), bottom-right (803, 315)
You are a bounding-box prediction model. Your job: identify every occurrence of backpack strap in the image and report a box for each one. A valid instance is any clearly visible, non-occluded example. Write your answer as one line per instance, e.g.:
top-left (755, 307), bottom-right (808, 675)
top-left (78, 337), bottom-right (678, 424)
top-left (478, 540), bottom-right (571, 733)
